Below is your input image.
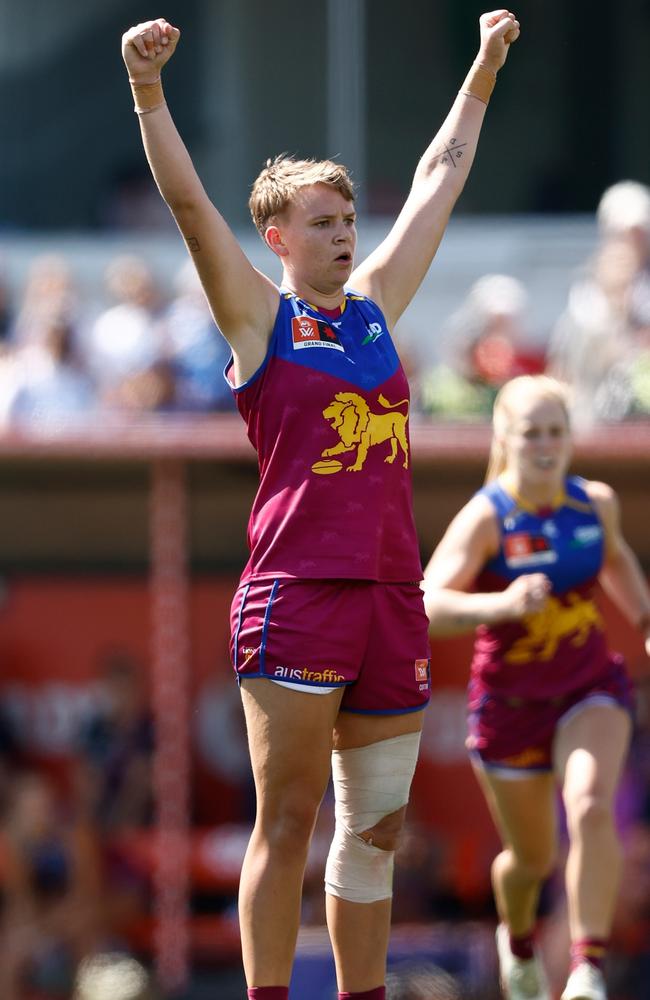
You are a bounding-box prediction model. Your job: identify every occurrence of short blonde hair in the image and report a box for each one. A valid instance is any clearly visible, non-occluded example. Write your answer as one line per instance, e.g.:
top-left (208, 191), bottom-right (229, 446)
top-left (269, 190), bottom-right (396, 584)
top-left (485, 375), bottom-right (571, 482)
top-left (249, 154), bottom-right (355, 235)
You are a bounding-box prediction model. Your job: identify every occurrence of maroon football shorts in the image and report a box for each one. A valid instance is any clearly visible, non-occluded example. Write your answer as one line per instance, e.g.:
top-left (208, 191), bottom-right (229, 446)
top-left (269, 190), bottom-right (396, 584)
top-left (230, 578), bottom-right (431, 714)
top-left (467, 654), bottom-right (633, 775)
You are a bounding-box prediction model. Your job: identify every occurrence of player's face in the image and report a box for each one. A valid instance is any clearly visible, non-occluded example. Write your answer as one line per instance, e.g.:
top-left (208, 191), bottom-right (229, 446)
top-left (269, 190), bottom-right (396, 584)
top-left (274, 183), bottom-right (357, 294)
top-left (504, 396), bottom-right (571, 487)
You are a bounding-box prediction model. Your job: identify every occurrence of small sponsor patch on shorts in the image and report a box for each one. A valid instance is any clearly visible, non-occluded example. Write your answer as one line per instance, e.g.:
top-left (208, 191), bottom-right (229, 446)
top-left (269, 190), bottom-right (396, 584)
top-left (415, 658), bottom-right (429, 684)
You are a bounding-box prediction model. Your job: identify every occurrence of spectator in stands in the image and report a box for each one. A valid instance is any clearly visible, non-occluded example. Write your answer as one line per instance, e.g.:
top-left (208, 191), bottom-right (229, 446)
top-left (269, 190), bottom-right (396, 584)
top-left (11, 253), bottom-right (81, 347)
top-left (597, 180), bottom-right (650, 326)
top-left (548, 179), bottom-right (650, 426)
top-left (0, 770), bottom-right (104, 1000)
top-left (82, 254), bottom-right (173, 413)
top-left (75, 648), bottom-right (154, 833)
top-left (163, 260), bottom-right (234, 411)
top-left (7, 314), bottom-right (95, 428)
top-left (0, 342), bottom-right (20, 429)
top-left (420, 274), bottom-right (545, 420)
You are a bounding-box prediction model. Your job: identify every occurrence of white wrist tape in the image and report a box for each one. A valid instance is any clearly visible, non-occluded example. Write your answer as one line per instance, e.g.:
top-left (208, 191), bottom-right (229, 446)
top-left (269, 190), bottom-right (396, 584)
top-left (325, 731), bottom-right (421, 904)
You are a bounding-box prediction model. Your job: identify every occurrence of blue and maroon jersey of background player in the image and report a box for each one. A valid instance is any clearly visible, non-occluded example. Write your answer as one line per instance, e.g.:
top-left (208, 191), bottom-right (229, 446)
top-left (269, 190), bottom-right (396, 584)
top-left (470, 475), bottom-right (619, 700)
top-left (224, 290), bottom-right (422, 584)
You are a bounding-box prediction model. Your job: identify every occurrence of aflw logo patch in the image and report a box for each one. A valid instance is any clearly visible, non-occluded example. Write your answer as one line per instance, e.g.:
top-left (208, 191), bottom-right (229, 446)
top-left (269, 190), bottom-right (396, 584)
top-left (414, 659), bottom-right (429, 683)
top-left (291, 315), bottom-right (344, 352)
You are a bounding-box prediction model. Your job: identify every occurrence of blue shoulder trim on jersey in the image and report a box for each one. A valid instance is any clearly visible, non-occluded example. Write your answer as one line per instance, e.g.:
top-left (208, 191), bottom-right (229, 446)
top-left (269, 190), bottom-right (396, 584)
top-left (346, 288), bottom-right (389, 328)
top-left (565, 475), bottom-right (590, 502)
top-left (270, 288), bottom-right (400, 390)
top-left (562, 476), bottom-right (597, 515)
top-left (477, 480), bottom-right (517, 519)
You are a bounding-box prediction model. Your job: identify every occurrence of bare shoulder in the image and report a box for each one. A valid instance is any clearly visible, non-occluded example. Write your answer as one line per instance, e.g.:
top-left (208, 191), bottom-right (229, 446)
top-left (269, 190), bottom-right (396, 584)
top-left (437, 490), bottom-right (500, 557)
top-left (465, 491), bottom-right (501, 548)
top-left (459, 489), bottom-right (499, 525)
top-left (583, 479), bottom-right (616, 503)
top-left (584, 478), bottom-right (618, 516)
top-left (583, 479), bottom-right (623, 545)
top-left (424, 490), bottom-right (499, 588)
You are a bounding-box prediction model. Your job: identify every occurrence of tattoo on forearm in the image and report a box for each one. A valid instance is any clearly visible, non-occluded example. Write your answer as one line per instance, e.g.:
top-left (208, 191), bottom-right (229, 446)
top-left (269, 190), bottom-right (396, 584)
top-left (186, 236), bottom-right (201, 252)
top-left (436, 137), bottom-right (467, 168)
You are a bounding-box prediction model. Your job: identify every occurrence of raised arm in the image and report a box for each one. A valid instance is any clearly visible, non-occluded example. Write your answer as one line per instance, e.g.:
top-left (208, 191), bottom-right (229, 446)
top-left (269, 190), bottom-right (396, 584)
top-left (587, 480), bottom-right (650, 658)
top-left (423, 493), bottom-right (550, 636)
top-left (121, 19), bottom-right (279, 381)
top-left (350, 10), bottom-right (520, 329)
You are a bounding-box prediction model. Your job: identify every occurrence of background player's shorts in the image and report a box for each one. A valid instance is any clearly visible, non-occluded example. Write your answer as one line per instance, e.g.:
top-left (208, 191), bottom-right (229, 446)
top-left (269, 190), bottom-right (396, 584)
top-left (229, 578), bottom-right (431, 714)
top-left (467, 654), bottom-right (633, 775)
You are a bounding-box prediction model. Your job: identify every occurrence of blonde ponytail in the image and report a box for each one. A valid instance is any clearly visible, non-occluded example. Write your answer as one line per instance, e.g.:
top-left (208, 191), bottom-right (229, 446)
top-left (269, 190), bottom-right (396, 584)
top-left (484, 437), bottom-right (507, 483)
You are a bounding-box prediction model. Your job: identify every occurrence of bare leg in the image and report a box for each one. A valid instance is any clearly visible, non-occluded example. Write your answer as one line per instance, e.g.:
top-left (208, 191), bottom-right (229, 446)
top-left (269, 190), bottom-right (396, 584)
top-left (239, 679), bottom-right (343, 987)
top-left (326, 710), bottom-right (423, 993)
top-left (472, 762), bottom-right (558, 935)
top-left (554, 702), bottom-right (631, 942)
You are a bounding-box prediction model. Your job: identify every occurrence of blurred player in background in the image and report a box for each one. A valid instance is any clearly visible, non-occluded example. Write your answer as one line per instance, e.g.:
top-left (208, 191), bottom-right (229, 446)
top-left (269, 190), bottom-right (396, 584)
top-left (424, 375), bottom-right (650, 1000)
top-left (121, 11), bottom-right (520, 1000)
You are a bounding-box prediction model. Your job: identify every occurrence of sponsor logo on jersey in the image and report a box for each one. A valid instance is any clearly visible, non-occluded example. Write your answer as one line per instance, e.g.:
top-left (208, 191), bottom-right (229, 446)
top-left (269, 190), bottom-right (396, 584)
top-left (503, 532), bottom-right (558, 568)
top-left (291, 315), bottom-right (344, 352)
top-left (273, 666), bottom-right (346, 683)
top-left (361, 322), bottom-right (384, 345)
top-left (571, 524), bottom-right (603, 547)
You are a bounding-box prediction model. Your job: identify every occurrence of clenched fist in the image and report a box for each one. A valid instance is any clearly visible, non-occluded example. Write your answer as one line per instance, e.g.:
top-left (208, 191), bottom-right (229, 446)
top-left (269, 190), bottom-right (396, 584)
top-left (478, 10), bottom-right (520, 73)
top-left (501, 572), bottom-right (551, 619)
top-left (122, 18), bottom-right (180, 83)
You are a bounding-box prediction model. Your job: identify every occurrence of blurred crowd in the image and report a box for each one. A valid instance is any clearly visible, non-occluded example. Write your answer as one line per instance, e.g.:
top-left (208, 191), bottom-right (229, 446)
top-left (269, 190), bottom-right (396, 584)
top-left (0, 253), bottom-right (235, 431)
top-left (0, 649), bottom-right (158, 1000)
top-left (0, 180), bottom-right (649, 433)
top-left (419, 180), bottom-right (650, 427)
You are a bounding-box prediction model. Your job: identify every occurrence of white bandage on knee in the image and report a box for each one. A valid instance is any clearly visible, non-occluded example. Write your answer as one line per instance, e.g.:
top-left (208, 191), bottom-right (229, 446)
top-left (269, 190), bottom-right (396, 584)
top-left (325, 731), bottom-right (421, 904)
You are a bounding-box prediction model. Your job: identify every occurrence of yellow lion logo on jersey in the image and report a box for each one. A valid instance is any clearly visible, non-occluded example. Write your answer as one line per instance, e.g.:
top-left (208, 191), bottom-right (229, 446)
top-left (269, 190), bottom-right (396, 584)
top-left (312, 391), bottom-right (410, 474)
top-left (505, 592), bottom-right (603, 664)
